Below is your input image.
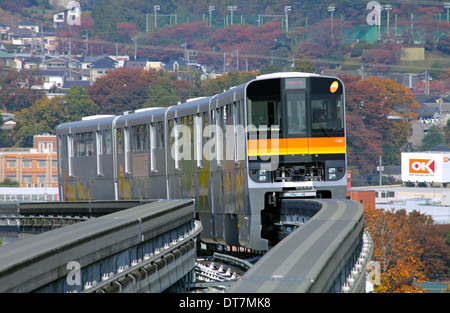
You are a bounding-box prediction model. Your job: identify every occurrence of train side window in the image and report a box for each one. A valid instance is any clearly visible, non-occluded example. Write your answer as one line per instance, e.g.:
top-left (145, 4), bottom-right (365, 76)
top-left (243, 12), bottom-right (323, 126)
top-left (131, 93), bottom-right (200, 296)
top-left (150, 123), bottom-right (156, 172)
top-left (85, 132), bottom-right (94, 156)
top-left (236, 100), bottom-right (245, 161)
top-left (194, 114), bottom-right (202, 168)
top-left (75, 133), bottom-right (85, 157)
top-left (173, 119), bottom-right (180, 170)
top-left (96, 130), bottom-right (103, 175)
top-left (215, 107), bottom-right (223, 165)
top-left (131, 124), bottom-right (148, 152)
top-left (68, 134), bottom-right (74, 176)
top-left (225, 104), bottom-right (235, 162)
top-left (103, 130), bottom-right (112, 154)
top-left (75, 132), bottom-right (93, 157)
top-left (124, 127), bottom-right (130, 173)
top-left (117, 128), bottom-right (124, 153)
top-left (157, 122), bottom-right (164, 149)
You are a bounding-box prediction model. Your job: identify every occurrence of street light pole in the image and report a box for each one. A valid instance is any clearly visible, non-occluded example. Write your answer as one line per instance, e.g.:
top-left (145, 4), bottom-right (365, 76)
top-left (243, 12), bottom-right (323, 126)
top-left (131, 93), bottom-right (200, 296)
top-left (385, 4), bottom-right (392, 37)
top-left (154, 5), bottom-right (160, 29)
top-left (445, 3), bottom-right (450, 22)
top-left (228, 6), bottom-right (237, 25)
top-left (328, 6), bottom-right (335, 39)
top-left (284, 6), bottom-right (291, 32)
top-left (209, 6), bottom-right (215, 27)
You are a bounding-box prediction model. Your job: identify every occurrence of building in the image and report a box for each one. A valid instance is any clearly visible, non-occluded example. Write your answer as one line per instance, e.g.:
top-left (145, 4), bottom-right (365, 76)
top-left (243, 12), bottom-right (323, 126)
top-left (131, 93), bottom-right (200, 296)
top-left (347, 189), bottom-right (376, 210)
top-left (350, 185), bottom-right (450, 224)
top-left (89, 56), bottom-right (118, 82)
top-left (0, 135), bottom-right (58, 188)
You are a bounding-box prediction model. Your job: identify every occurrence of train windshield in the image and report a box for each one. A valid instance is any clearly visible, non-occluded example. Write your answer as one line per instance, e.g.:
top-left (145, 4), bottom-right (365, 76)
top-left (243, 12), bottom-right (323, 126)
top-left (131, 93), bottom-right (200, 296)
top-left (311, 78), bottom-right (344, 135)
top-left (246, 78), bottom-right (282, 135)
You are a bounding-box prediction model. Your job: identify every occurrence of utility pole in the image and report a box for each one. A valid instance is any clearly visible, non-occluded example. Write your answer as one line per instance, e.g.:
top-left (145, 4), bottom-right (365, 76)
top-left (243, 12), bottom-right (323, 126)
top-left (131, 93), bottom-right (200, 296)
top-left (378, 155), bottom-right (383, 186)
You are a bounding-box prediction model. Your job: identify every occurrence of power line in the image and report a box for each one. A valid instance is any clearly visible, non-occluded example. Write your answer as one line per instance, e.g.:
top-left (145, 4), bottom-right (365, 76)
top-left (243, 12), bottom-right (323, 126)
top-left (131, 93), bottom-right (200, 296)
top-left (59, 36), bottom-right (450, 73)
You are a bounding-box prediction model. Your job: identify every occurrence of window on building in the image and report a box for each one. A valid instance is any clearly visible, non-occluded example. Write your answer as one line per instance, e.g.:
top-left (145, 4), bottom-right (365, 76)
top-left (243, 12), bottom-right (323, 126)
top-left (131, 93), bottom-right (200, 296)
top-left (22, 159), bottom-right (32, 168)
top-left (23, 175), bottom-right (32, 184)
top-left (6, 159), bottom-right (16, 168)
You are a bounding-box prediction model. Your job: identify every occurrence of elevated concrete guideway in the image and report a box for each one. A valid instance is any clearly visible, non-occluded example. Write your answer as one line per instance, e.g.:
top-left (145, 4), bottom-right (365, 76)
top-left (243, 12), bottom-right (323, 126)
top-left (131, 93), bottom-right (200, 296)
top-left (0, 199), bottom-right (201, 293)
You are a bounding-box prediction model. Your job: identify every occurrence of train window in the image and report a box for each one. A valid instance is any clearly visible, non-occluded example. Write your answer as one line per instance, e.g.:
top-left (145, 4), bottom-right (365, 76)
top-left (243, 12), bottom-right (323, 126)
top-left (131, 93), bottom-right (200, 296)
top-left (156, 122), bottom-right (164, 149)
top-left (225, 104), bottom-right (235, 162)
top-left (194, 114), bottom-right (202, 167)
top-left (131, 124), bottom-right (148, 152)
top-left (247, 99), bottom-right (281, 133)
top-left (68, 134), bottom-right (74, 176)
top-left (75, 132), bottom-right (94, 157)
top-left (235, 100), bottom-right (245, 162)
top-left (286, 93), bottom-right (307, 136)
top-left (216, 107), bottom-right (223, 165)
top-left (96, 131), bottom-right (103, 175)
top-left (124, 127), bottom-right (130, 173)
top-left (103, 130), bottom-right (112, 154)
top-left (172, 119), bottom-right (180, 170)
top-left (117, 128), bottom-right (124, 153)
top-left (150, 123), bottom-right (156, 171)
top-left (311, 94), bottom-right (344, 133)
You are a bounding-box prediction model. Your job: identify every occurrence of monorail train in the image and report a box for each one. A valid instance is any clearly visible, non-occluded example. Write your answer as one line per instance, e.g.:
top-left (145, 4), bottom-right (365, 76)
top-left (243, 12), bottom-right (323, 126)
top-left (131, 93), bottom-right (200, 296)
top-left (56, 72), bottom-right (346, 250)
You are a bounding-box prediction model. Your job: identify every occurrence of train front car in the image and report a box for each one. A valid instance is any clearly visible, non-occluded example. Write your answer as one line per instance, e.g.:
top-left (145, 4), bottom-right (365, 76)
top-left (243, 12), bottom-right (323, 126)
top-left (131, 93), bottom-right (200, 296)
top-left (244, 73), bottom-right (346, 249)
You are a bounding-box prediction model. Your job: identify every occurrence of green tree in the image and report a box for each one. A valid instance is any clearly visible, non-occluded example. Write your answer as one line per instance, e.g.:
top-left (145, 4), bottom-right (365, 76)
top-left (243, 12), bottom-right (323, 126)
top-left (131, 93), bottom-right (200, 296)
top-left (443, 118), bottom-right (450, 145)
top-left (201, 71), bottom-right (256, 96)
top-left (0, 178), bottom-right (20, 187)
top-left (420, 125), bottom-right (446, 151)
top-left (145, 75), bottom-right (184, 107)
top-left (65, 85), bottom-right (100, 121)
top-left (291, 55), bottom-right (315, 73)
top-left (12, 96), bottom-right (68, 147)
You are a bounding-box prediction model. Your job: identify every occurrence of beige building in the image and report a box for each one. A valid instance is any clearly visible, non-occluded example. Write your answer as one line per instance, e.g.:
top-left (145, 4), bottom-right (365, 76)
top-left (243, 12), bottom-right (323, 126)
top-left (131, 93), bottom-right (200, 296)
top-left (0, 135), bottom-right (58, 188)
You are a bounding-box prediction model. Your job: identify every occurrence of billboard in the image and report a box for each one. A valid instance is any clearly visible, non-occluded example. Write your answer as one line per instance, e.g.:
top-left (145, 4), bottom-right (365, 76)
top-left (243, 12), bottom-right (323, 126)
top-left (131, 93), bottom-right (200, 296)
top-left (401, 152), bottom-right (450, 183)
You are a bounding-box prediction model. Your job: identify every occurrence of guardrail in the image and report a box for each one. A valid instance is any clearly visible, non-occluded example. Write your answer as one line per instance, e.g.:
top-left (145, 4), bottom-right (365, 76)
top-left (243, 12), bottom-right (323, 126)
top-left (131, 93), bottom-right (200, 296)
top-left (0, 199), bottom-right (199, 293)
top-left (229, 199), bottom-right (369, 293)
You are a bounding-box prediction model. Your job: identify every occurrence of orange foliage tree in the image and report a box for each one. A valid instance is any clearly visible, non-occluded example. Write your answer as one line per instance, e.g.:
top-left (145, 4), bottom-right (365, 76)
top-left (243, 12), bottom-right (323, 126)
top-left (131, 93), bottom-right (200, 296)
top-left (365, 205), bottom-right (427, 292)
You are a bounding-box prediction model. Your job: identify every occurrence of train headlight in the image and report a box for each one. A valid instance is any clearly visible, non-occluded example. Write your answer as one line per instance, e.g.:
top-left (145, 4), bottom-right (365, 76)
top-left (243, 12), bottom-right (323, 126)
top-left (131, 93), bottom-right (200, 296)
top-left (327, 167), bottom-right (343, 180)
top-left (259, 170), bottom-right (267, 182)
top-left (328, 168), bottom-right (336, 180)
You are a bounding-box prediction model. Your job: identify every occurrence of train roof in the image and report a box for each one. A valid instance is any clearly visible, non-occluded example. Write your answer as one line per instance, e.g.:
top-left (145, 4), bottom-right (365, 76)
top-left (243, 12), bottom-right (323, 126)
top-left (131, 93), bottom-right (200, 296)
top-left (56, 114), bottom-right (116, 133)
top-left (255, 72), bottom-right (320, 80)
top-left (115, 106), bottom-right (168, 126)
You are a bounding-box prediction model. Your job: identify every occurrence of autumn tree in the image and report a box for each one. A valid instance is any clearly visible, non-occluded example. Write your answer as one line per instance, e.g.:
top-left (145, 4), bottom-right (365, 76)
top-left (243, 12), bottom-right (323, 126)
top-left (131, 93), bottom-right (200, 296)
top-left (362, 42), bottom-right (402, 72)
top-left (365, 206), bottom-right (427, 293)
top-left (0, 69), bottom-right (43, 112)
top-left (341, 75), bottom-right (420, 173)
top-left (87, 68), bottom-right (158, 114)
top-left (410, 223), bottom-right (450, 281)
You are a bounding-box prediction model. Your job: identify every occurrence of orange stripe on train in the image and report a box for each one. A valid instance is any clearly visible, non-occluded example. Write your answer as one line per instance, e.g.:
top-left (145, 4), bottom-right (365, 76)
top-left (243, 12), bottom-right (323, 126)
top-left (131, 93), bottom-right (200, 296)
top-left (247, 137), bottom-right (345, 156)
